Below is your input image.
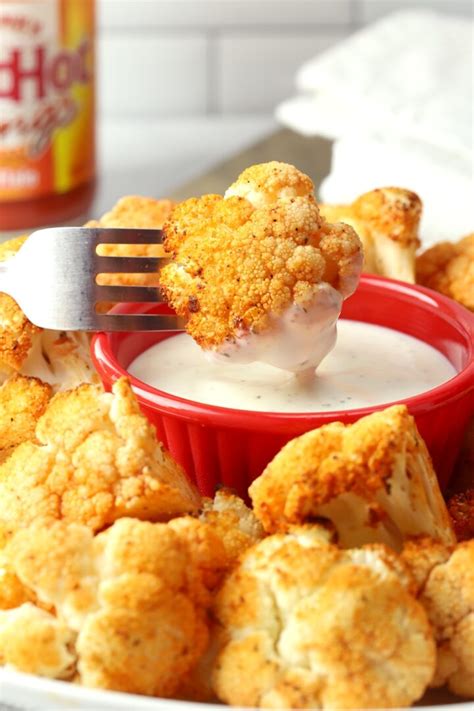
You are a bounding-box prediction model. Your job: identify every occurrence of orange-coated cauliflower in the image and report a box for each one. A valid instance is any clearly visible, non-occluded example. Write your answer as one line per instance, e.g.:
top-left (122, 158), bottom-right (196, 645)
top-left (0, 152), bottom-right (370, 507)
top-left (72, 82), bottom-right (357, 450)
top-left (0, 375), bottom-right (52, 463)
top-left (402, 537), bottom-right (474, 698)
top-left (0, 603), bottom-right (76, 679)
top-left (416, 233), bottom-right (474, 311)
top-left (320, 187), bottom-right (421, 282)
top-left (250, 405), bottom-right (455, 550)
top-left (2, 517), bottom-right (222, 696)
top-left (199, 489), bottom-right (265, 567)
top-left (160, 162), bottom-right (363, 372)
top-left (0, 377), bottom-right (199, 538)
top-left (212, 527), bottom-right (435, 709)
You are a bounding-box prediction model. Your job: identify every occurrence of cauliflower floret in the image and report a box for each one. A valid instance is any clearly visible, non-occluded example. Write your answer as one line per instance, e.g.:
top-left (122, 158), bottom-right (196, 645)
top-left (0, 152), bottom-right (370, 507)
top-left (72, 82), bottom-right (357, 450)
top-left (0, 375), bottom-right (52, 463)
top-left (3, 517), bottom-right (222, 696)
top-left (0, 550), bottom-right (34, 610)
top-left (416, 233), bottom-right (474, 311)
top-left (212, 528), bottom-right (435, 709)
top-left (250, 405), bottom-right (455, 550)
top-left (320, 187), bottom-right (421, 282)
top-left (199, 489), bottom-right (265, 567)
top-left (0, 378), bottom-right (199, 537)
top-left (20, 329), bottom-right (99, 392)
top-left (0, 603), bottom-right (76, 679)
top-left (448, 489), bottom-right (474, 542)
top-left (402, 537), bottom-right (474, 698)
top-left (160, 162), bottom-right (362, 373)
top-left (225, 160), bottom-right (314, 207)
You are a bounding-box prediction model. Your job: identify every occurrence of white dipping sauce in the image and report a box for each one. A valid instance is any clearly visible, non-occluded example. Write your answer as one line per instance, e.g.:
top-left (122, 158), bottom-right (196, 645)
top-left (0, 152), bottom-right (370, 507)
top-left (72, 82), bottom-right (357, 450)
top-left (129, 320), bottom-right (456, 413)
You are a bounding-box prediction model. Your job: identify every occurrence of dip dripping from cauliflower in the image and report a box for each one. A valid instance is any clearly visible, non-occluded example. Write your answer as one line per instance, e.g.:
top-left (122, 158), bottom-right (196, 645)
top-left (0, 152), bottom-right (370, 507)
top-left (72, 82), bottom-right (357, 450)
top-left (160, 162), bottom-right (363, 375)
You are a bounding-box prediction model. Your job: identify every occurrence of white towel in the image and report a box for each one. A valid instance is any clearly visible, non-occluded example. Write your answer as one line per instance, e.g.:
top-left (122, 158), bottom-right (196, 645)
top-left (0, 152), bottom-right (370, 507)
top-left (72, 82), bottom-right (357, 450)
top-left (319, 136), bottom-right (474, 244)
top-left (276, 9), bottom-right (474, 244)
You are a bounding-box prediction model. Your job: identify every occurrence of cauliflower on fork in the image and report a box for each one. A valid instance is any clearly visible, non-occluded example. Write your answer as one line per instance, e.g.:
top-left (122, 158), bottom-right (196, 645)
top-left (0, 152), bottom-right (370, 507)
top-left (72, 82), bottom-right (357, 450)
top-left (160, 162), bottom-right (363, 375)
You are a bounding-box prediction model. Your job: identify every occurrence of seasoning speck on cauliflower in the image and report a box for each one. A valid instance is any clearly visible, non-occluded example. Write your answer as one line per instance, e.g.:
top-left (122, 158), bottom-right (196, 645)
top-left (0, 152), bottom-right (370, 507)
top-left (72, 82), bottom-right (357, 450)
top-left (250, 404), bottom-right (455, 550)
top-left (212, 528), bottom-right (435, 709)
top-left (0, 377), bottom-right (199, 538)
top-left (160, 162), bottom-right (363, 373)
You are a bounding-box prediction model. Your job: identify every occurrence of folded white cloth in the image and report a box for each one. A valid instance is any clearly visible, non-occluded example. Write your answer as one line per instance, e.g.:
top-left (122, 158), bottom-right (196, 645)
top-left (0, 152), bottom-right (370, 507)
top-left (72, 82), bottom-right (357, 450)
top-left (319, 136), bottom-right (474, 244)
top-left (276, 9), bottom-right (474, 244)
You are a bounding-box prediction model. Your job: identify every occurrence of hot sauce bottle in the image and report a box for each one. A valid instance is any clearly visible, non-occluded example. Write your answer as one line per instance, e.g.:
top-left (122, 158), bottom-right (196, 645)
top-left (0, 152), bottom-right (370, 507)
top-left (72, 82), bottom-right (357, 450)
top-left (0, 0), bottom-right (96, 231)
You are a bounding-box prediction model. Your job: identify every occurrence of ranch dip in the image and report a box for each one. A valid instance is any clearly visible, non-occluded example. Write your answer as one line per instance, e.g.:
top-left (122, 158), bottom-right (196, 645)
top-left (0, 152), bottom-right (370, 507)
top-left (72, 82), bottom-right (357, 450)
top-left (129, 320), bottom-right (456, 413)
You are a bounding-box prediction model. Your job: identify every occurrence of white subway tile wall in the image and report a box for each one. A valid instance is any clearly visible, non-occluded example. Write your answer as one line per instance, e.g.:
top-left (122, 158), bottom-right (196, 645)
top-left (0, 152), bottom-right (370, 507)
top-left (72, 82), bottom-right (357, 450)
top-left (98, 0), bottom-right (472, 118)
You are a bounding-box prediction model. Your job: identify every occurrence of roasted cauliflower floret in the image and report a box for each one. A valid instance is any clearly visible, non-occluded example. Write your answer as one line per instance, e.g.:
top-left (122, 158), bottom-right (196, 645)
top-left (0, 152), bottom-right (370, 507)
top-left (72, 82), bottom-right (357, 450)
top-left (0, 375), bottom-right (52, 463)
top-left (416, 233), bottom-right (474, 311)
top-left (448, 489), bottom-right (474, 542)
top-left (320, 187), bottom-right (421, 282)
top-left (212, 529), bottom-right (435, 709)
top-left (0, 603), bottom-right (76, 679)
top-left (250, 405), bottom-right (455, 550)
top-left (160, 162), bottom-right (363, 373)
top-left (199, 489), bottom-right (265, 568)
top-left (20, 329), bottom-right (98, 392)
top-left (3, 517), bottom-right (221, 696)
top-left (0, 378), bottom-right (199, 537)
top-left (402, 538), bottom-right (474, 698)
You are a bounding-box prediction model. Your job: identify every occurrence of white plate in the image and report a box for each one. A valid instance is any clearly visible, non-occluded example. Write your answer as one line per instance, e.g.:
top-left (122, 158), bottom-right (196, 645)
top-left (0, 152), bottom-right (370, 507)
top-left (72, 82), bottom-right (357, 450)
top-left (0, 669), bottom-right (471, 711)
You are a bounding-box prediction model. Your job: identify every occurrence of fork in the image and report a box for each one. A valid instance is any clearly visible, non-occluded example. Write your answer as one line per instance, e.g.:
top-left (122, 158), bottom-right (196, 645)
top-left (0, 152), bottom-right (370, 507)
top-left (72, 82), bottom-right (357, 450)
top-left (0, 227), bottom-right (183, 331)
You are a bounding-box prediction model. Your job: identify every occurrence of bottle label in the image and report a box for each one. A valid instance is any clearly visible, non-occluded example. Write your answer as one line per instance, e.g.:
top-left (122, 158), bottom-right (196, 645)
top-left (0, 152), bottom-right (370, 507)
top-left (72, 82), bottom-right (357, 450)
top-left (0, 0), bottom-right (95, 201)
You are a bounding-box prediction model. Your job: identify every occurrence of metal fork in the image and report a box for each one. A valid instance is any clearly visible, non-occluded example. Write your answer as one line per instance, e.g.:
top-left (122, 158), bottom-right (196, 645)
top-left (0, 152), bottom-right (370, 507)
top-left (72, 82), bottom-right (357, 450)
top-left (0, 227), bottom-right (183, 331)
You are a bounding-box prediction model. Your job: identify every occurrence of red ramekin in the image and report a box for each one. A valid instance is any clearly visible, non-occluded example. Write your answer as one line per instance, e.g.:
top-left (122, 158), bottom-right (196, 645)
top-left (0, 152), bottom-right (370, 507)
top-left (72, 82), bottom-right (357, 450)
top-left (92, 275), bottom-right (474, 497)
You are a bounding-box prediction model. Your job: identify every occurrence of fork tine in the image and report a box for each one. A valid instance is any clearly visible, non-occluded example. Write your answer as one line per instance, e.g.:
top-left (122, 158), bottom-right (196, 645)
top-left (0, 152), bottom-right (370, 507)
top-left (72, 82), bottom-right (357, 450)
top-left (92, 228), bottom-right (163, 245)
top-left (96, 285), bottom-right (165, 303)
top-left (95, 256), bottom-right (162, 273)
top-left (96, 313), bottom-right (182, 332)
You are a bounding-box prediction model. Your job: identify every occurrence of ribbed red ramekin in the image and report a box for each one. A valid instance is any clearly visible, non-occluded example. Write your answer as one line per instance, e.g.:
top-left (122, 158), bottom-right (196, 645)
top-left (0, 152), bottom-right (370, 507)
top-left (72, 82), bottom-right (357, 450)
top-left (92, 275), bottom-right (474, 497)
